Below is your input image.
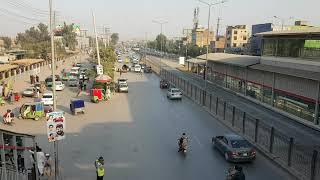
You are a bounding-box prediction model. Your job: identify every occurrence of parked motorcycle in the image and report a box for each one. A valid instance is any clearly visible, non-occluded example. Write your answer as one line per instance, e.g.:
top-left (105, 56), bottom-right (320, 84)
top-left (178, 138), bottom-right (188, 155)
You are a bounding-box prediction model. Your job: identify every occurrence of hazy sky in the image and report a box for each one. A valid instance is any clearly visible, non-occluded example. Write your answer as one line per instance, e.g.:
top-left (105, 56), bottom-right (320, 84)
top-left (0, 0), bottom-right (320, 40)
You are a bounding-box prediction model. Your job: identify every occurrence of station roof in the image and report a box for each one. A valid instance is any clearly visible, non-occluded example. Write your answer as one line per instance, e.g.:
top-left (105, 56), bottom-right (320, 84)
top-left (186, 58), bottom-right (206, 65)
top-left (257, 28), bottom-right (320, 37)
top-left (250, 64), bottom-right (320, 81)
top-left (197, 53), bottom-right (260, 67)
top-left (0, 64), bottom-right (18, 72)
top-left (10, 59), bottom-right (44, 66)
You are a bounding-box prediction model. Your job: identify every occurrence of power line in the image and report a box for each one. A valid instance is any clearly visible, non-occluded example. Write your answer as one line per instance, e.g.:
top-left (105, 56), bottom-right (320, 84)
top-left (7, 0), bottom-right (49, 14)
top-left (0, 8), bottom-right (45, 22)
top-left (0, 11), bottom-right (39, 26)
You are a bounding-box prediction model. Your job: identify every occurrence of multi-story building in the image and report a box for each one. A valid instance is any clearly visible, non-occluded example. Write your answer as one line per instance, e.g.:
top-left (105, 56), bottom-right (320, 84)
top-left (225, 25), bottom-right (249, 50)
top-left (192, 28), bottom-right (215, 47)
top-left (197, 28), bottom-right (320, 126)
top-left (212, 36), bottom-right (226, 52)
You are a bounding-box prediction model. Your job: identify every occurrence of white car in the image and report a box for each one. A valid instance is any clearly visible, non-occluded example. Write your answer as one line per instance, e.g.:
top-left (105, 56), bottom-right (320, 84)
top-left (118, 83), bottom-right (128, 93)
top-left (68, 77), bottom-right (78, 87)
top-left (167, 88), bottom-right (182, 100)
top-left (55, 81), bottom-right (65, 91)
top-left (41, 92), bottom-right (54, 105)
top-left (117, 58), bottom-right (123, 63)
top-left (22, 87), bottom-right (35, 97)
top-left (79, 72), bottom-right (89, 81)
top-left (70, 67), bottom-right (80, 76)
top-left (134, 65), bottom-right (141, 72)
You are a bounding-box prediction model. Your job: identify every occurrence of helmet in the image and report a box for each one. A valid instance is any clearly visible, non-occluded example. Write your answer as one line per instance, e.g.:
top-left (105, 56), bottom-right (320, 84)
top-left (45, 153), bottom-right (50, 157)
top-left (182, 133), bottom-right (186, 136)
top-left (98, 156), bottom-right (104, 161)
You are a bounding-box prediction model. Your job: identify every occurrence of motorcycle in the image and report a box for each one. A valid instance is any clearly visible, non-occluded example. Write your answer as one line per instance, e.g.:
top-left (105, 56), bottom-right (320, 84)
top-left (178, 138), bottom-right (188, 155)
top-left (226, 166), bottom-right (240, 180)
top-left (3, 109), bottom-right (14, 125)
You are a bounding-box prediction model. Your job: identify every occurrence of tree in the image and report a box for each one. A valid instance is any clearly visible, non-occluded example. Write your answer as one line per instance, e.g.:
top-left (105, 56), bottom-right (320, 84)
top-left (16, 23), bottom-right (51, 59)
top-left (61, 22), bottom-right (78, 50)
top-left (0, 37), bottom-right (12, 50)
top-left (93, 46), bottom-right (116, 79)
top-left (111, 33), bottom-right (119, 45)
top-left (156, 34), bottom-right (167, 51)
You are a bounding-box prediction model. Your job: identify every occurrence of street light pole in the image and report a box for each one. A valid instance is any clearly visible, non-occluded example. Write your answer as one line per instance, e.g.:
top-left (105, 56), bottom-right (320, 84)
top-left (92, 12), bottom-right (101, 65)
top-left (153, 20), bottom-right (168, 77)
top-left (198, 0), bottom-right (226, 90)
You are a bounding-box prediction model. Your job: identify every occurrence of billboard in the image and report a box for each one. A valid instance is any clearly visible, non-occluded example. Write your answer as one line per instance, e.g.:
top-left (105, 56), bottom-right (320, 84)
top-left (46, 111), bottom-right (66, 142)
top-left (304, 40), bottom-right (320, 49)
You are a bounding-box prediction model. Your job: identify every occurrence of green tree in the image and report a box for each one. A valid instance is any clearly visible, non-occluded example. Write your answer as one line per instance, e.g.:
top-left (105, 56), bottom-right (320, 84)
top-left (111, 33), bottom-right (119, 45)
top-left (156, 33), bottom-right (167, 51)
top-left (93, 46), bottom-right (116, 79)
top-left (16, 23), bottom-right (51, 59)
top-left (61, 22), bottom-right (78, 50)
top-left (0, 37), bottom-right (12, 50)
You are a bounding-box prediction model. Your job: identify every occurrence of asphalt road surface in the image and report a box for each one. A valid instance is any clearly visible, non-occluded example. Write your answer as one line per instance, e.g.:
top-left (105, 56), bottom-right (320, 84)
top-left (2, 54), bottom-right (293, 179)
top-left (145, 55), bottom-right (320, 149)
top-left (34, 56), bottom-right (293, 179)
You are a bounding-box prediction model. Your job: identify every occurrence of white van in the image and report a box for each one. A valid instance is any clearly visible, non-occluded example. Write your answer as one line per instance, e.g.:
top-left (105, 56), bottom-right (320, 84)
top-left (70, 67), bottom-right (80, 75)
top-left (134, 65), bottom-right (141, 72)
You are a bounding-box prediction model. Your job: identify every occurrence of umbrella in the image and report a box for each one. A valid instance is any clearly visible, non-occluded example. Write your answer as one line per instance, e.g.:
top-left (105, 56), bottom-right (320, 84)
top-left (95, 74), bottom-right (112, 83)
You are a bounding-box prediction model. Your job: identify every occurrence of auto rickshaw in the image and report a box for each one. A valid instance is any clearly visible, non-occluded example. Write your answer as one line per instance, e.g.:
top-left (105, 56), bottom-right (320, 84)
top-left (90, 89), bottom-right (106, 103)
top-left (70, 99), bottom-right (85, 115)
top-left (19, 102), bottom-right (46, 121)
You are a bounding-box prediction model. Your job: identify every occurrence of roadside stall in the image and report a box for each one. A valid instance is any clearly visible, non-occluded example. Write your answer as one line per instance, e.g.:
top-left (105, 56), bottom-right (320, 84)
top-left (91, 74), bottom-right (113, 103)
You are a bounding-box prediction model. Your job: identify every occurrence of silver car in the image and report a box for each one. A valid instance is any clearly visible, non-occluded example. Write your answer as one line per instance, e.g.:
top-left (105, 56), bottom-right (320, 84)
top-left (167, 88), bottom-right (182, 100)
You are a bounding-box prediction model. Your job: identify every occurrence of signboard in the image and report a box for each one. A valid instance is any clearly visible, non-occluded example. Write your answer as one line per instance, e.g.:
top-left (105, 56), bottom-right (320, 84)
top-left (179, 57), bottom-right (185, 65)
top-left (46, 111), bottom-right (66, 142)
top-left (304, 40), bottom-right (320, 49)
top-left (96, 65), bottom-right (103, 75)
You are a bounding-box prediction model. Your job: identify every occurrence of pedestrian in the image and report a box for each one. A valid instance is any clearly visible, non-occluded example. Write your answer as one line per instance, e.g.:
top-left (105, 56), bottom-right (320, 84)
top-left (83, 83), bottom-right (87, 91)
top-left (44, 153), bottom-right (53, 178)
top-left (106, 86), bottom-right (111, 100)
top-left (30, 75), bottom-right (33, 84)
top-left (94, 156), bottom-right (105, 180)
top-left (36, 88), bottom-right (40, 98)
top-left (79, 81), bottom-right (83, 91)
top-left (120, 69), bottom-right (122, 76)
top-left (36, 75), bottom-right (39, 83)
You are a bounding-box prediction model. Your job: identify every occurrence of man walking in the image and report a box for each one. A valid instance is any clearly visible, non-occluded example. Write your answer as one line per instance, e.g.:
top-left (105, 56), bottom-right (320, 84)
top-left (94, 156), bottom-right (105, 180)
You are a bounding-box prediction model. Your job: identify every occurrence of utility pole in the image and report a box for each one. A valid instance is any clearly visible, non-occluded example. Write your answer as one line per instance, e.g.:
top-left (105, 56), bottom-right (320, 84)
top-left (216, 17), bottom-right (221, 39)
top-left (198, 0), bottom-right (226, 89)
top-left (49, 0), bottom-right (58, 179)
top-left (92, 12), bottom-right (101, 65)
top-left (153, 20), bottom-right (168, 77)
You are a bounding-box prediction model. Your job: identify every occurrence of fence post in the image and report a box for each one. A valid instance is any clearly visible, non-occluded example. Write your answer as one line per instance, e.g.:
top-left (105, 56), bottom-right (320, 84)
top-left (191, 85), bottom-right (193, 98)
top-left (311, 150), bottom-right (318, 180)
top-left (209, 94), bottom-right (212, 111)
top-left (254, 119), bottom-right (259, 143)
top-left (242, 112), bottom-right (246, 134)
top-left (203, 90), bottom-right (206, 106)
top-left (223, 101), bottom-right (226, 120)
top-left (232, 106), bottom-right (235, 127)
top-left (215, 97), bottom-right (219, 115)
top-left (287, 137), bottom-right (294, 167)
top-left (269, 127), bottom-right (275, 153)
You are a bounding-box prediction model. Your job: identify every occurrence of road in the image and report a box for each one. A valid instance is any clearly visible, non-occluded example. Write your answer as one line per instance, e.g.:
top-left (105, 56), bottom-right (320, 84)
top-left (145, 55), bottom-right (320, 149)
top-left (1, 54), bottom-right (294, 179)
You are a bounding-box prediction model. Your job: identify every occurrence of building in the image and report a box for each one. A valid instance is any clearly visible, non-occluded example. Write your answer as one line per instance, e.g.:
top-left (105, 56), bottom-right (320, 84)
top-left (225, 25), bottom-right (249, 52)
top-left (192, 28), bottom-right (215, 47)
top-left (250, 23), bottom-right (274, 55)
top-left (196, 28), bottom-right (320, 127)
top-left (212, 36), bottom-right (226, 52)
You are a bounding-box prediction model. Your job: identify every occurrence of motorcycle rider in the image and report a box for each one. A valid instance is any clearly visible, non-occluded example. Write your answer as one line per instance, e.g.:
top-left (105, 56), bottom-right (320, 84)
top-left (178, 133), bottom-right (188, 152)
top-left (3, 109), bottom-right (14, 124)
top-left (227, 165), bottom-right (245, 180)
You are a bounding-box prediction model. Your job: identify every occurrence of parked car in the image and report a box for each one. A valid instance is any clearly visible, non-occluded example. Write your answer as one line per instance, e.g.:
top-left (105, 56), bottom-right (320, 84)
top-left (118, 83), bottom-right (128, 93)
top-left (79, 72), bottom-right (89, 81)
top-left (68, 77), bottom-right (79, 87)
top-left (117, 58), bottom-right (123, 63)
top-left (55, 81), bottom-right (65, 91)
top-left (45, 75), bottom-right (61, 87)
top-left (160, 80), bottom-right (169, 89)
top-left (144, 66), bottom-right (152, 73)
top-left (117, 78), bottom-right (127, 85)
top-left (167, 88), bottom-right (182, 100)
top-left (22, 87), bottom-right (35, 97)
top-left (41, 92), bottom-right (54, 105)
top-left (70, 67), bottom-right (81, 76)
top-left (212, 134), bottom-right (256, 162)
top-left (75, 63), bottom-right (83, 67)
top-left (134, 64), bottom-right (141, 72)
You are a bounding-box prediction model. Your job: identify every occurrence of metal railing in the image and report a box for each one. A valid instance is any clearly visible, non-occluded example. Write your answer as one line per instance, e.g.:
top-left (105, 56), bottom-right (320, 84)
top-left (144, 56), bottom-right (319, 180)
top-left (0, 166), bottom-right (28, 180)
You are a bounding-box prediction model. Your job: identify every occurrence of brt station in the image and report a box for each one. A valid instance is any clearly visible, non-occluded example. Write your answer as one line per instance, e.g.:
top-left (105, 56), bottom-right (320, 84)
top-left (0, 129), bottom-right (38, 180)
top-left (187, 28), bottom-right (320, 127)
